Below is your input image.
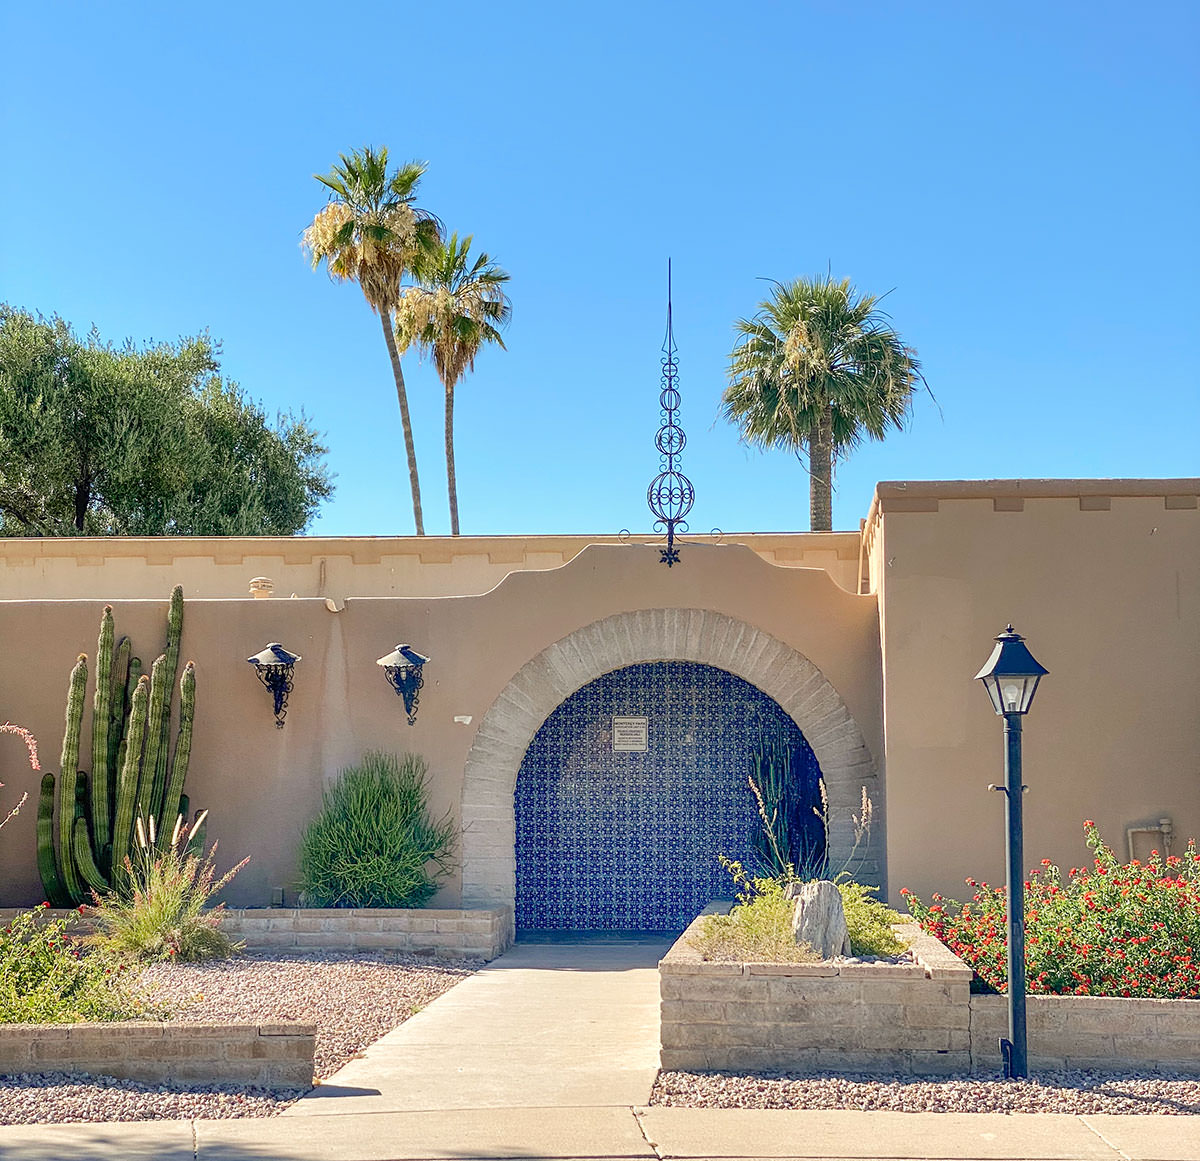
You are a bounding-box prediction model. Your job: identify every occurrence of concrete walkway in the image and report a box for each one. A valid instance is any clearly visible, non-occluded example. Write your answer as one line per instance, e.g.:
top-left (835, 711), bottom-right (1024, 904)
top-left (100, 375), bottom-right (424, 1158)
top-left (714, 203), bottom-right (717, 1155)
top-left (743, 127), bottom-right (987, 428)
top-left (290, 937), bottom-right (670, 1113)
top-left (1, 940), bottom-right (1198, 1160)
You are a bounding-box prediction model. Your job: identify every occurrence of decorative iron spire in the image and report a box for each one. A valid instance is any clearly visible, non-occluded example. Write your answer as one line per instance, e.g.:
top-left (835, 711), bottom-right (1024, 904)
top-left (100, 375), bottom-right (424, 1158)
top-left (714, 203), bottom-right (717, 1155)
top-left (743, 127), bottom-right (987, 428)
top-left (646, 261), bottom-right (695, 566)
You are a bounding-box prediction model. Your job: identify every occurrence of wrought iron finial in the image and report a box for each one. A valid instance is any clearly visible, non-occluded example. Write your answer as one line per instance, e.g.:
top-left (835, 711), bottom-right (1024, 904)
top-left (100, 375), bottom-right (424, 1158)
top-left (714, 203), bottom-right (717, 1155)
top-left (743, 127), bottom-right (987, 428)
top-left (646, 260), bottom-right (695, 566)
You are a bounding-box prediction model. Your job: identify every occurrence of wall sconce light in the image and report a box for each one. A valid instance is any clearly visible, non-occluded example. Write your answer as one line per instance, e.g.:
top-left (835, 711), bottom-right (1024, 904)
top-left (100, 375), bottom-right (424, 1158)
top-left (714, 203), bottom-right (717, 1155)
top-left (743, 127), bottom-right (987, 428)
top-left (248, 642), bottom-right (300, 729)
top-left (377, 644), bottom-right (429, 725)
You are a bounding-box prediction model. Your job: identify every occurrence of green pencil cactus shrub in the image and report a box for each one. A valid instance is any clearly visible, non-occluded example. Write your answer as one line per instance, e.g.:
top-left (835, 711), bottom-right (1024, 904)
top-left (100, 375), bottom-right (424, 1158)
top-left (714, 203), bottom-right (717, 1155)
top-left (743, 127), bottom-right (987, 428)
top-left (36, 586), bottom-right (202, 905)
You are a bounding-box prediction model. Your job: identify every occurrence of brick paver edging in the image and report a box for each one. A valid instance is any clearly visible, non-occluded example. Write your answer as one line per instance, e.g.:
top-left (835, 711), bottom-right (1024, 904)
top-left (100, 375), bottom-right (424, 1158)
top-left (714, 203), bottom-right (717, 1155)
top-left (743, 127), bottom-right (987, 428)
top-left (0, 1022), bottom-right (314, 1088)
top-left (661, 916), bottom-right (1200, 1075)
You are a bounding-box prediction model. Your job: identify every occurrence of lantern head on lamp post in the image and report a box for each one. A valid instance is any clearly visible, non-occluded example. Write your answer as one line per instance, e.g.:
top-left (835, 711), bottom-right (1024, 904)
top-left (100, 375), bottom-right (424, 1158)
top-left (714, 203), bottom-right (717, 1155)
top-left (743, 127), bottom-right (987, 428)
top-left (975, 626), bottom-right (1048, 717)
top-left (974, 625), bottom-right (1048, 1082)
top-left (377, 644), bottom-right (429, 725)
top-left (248, 643), bottom-right (300, 729)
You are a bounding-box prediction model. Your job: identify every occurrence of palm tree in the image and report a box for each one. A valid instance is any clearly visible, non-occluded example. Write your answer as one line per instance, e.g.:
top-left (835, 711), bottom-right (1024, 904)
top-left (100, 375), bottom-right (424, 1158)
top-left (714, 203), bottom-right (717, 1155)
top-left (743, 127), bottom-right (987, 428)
top-left (722, 275), bottom-right (923, 532)
top-left (302, 147), bottom-right (439, 535)
top-left (394, 234), bottom-right (511, 535)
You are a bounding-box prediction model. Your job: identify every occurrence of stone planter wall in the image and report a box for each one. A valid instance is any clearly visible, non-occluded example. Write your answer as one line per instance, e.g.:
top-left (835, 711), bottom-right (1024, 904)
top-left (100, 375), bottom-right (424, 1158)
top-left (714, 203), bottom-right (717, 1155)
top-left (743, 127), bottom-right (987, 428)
top-left (219, 906), bottom-right (512, 961)
top-left (0, 1022), bottom-right (314, 1088)
top-left (661, 916), bottom-right (1200, 1075)
top-left (0, 905), bottom-right (513, 962)
top-left (661, 919), bottom-right (972, 1076)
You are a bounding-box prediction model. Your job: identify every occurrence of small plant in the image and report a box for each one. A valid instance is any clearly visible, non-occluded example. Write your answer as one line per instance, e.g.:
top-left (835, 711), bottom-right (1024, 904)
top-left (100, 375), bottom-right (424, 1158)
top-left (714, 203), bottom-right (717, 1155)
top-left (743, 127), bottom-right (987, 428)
top-left (904, 820), bottom-right (1200, 998)
top-left (84, 813), bottom-right (247, 963)
top-left (298, 751), bottom-right (455, 908)
top-left (838, 880), bottom-right (908, 957)
top-left (0, 722), bottom-right (37, 831)
top-left (0, 905), bottom-right (147, 1023)
top-left (690, 862), bottom-right (819, 963)
top-left (690, 858), bottom-right (909, 962)
top-left (746, 737), bottom-right (825, 878)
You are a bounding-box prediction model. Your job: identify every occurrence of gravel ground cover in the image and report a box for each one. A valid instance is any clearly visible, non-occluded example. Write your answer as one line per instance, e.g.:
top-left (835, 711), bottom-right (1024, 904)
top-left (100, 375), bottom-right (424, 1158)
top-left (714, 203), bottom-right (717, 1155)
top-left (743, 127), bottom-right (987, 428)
top-left (653, 1068), bottom-right (1200, 1115)
top-left (0, 950), bottom-right (478, 1125)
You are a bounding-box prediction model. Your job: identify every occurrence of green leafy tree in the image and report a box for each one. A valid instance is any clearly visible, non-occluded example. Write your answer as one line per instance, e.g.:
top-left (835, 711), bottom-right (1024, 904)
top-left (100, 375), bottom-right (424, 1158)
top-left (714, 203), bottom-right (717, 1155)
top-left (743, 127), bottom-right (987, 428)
top-left (723, 275), bottom-right (924, 531)
top-left (395, 233), bottom-right (511, 535)
top-left (303, 146), bottom-right (440, 535)
top-left (0, 308), bottom-right (332, 536)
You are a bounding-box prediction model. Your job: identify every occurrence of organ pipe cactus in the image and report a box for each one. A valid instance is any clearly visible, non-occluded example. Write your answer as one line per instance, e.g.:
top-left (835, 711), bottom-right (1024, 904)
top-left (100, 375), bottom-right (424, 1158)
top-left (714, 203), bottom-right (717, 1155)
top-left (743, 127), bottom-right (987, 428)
top-left (57, 654), bottom-right (88, 903)
top-left (36, 587), bottom-right (202, 905)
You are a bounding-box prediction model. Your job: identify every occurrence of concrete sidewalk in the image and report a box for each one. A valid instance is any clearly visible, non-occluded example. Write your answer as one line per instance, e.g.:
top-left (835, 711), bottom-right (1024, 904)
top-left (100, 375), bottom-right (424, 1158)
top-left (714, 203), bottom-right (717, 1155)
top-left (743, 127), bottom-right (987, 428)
top-left (0, 940), bottom-right (1197, 1160)
top-left (1, 1106), bottom-right (1198, 1160)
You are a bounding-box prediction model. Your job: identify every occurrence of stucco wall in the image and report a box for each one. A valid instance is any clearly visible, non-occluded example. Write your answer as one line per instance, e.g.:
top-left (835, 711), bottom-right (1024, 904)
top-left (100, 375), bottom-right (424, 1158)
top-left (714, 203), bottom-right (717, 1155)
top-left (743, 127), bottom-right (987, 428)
top-left (0, 532), bottom-right (864, 600)
top-left (0, 543), bottom-right (881, 910)
top-left (875, 480), bottom-right (1200, 904)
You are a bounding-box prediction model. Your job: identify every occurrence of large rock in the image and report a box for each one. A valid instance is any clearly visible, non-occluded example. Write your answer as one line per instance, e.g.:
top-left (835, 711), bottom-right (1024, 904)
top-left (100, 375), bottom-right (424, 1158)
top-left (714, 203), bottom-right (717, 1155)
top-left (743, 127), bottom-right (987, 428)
top-left (785, 880), bottom-right (852, 959)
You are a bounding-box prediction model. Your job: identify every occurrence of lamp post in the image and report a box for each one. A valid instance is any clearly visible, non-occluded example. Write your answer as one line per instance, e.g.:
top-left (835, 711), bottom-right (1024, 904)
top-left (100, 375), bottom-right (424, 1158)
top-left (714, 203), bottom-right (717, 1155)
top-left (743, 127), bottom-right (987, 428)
top-left (974, 625), bottom-right (1048, 1080)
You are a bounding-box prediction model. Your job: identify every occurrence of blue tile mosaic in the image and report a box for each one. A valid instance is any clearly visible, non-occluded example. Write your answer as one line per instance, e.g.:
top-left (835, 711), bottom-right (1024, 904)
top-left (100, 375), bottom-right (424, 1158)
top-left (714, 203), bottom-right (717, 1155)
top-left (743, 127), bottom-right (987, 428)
top-left (514, 661), bottom-right (823, 932)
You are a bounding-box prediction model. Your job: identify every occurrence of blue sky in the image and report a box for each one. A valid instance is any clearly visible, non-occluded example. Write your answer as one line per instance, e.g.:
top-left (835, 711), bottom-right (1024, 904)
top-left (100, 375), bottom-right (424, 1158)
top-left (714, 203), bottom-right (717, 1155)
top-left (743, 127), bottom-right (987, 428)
top-left (2, 1), bottom-right (1196, 536)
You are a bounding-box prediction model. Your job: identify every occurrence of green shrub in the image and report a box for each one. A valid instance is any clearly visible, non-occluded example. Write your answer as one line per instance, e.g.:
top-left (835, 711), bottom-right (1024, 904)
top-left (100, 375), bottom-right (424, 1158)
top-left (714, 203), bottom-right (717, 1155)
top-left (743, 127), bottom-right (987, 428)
top-left (85, 814), bottom-right (247, 963)
top-left (838, 880), bottom-right (908, 957)
top-left (689, 890), bottom-right (821, 963)
top-left (298, 751), bottom-right (456, 908)
top-left (0, 906), bottom-right (147, 1022)
top-left (690, 858), bottom-right (908, 962)
top-left (905, 820), bottom-right (1200, 998)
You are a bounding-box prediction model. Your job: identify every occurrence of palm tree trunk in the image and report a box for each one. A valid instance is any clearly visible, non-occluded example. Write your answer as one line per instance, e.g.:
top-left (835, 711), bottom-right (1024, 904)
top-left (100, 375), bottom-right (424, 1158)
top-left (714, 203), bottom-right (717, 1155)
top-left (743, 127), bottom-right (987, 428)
top-left (380, 311), bottom-right (424, 535)
top-left (444, 384), bottom-right (459, 536)
top-left (809, 405), bottom-right (834, 532)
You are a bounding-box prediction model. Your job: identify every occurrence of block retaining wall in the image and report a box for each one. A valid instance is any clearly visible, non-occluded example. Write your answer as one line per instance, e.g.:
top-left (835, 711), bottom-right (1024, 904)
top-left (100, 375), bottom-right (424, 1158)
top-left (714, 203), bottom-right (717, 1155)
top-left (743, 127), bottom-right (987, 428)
top-left (0, 906), bottom-right (513, 962)
top-left (219, 906), bottom-right (513, 960)
top-left (661, 918), bottom-right (1200, 1075)
top-left (0, 1022), bottom-right (314, 1088)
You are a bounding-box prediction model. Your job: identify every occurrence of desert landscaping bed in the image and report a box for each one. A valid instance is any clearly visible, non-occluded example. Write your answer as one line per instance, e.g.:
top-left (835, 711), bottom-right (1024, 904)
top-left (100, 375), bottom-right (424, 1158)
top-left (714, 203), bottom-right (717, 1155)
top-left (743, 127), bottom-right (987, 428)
top-left (652, 1068), bottom-right (1200, 1115)
top-left (0, 950), bottom-right (478, 1124)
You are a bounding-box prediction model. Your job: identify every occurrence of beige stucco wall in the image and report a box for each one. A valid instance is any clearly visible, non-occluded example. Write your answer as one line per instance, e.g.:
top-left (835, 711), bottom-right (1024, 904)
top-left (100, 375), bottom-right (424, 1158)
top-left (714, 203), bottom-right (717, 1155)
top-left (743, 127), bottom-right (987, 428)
top-left (0, 543), bottom-right (881, 909)
top-left (875, 480), bottom-right (1200, 904)
top-left (0, 532), bottom-right (864, 600)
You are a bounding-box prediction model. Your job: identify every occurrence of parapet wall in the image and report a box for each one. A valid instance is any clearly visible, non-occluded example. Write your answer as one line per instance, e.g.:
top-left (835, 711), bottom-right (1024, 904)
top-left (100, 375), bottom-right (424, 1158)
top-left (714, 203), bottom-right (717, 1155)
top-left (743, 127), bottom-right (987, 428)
top-left (0, 531), bottom-right (864, 599)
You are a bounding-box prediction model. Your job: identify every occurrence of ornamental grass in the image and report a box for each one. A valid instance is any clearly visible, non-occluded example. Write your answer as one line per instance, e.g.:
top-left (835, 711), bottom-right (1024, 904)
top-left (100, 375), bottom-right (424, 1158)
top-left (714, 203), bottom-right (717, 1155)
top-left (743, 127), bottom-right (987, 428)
top-left (904, 821), bottom-right (1200, 998)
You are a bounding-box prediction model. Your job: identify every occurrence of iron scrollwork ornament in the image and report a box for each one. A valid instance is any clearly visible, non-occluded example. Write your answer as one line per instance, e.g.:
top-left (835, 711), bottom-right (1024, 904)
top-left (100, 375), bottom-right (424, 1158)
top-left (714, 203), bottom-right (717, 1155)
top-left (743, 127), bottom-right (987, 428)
top-left (377, 644), bottom-right (429, 725)
top-left (646, 262), bottom-right (695, 566)
top-left (247, 643), bottom-right (300, 729)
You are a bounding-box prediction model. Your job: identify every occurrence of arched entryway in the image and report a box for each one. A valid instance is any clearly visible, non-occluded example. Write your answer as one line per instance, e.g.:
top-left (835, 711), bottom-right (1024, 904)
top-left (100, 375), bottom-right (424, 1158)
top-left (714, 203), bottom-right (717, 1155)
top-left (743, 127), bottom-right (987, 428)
top-left (514, 661), bottom-right (823, 931)
top-left (461, 609), bottom-right (883, 923)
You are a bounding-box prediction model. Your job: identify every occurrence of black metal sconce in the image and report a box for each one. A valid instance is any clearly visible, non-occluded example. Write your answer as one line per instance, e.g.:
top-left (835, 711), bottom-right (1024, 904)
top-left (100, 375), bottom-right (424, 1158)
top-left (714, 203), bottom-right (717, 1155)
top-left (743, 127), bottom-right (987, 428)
top-left (974, 624), bottom-right (1048, 1081)
top-left (248, 642), bottom-right (300, 729)
top-left (377, 644), bottom-right (429, 725)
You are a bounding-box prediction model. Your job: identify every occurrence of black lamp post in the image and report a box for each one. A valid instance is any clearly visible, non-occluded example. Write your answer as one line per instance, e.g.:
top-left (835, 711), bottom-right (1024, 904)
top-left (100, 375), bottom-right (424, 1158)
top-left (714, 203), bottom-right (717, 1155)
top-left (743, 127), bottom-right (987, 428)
top-left (974, 625), bottom-right (1048, 1080)
top-left (377, 644), bottom-right (429, 725)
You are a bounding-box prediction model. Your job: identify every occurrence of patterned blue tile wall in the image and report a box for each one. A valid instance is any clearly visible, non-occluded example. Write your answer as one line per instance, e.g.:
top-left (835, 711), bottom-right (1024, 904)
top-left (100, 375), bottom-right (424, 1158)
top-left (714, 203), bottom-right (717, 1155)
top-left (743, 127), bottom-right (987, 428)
top-left (514, 661), bottom-right (822, 932)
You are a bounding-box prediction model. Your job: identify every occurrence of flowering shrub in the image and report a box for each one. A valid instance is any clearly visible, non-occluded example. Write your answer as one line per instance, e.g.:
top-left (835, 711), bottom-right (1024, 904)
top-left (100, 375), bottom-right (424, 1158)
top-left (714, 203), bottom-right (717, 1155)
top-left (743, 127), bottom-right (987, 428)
top-left (0, 906), bottom-right (147, 1023)
top-left (85, 814), bottom-right (247, 963)
top-left (904, 821), bottom-right (1200, 998)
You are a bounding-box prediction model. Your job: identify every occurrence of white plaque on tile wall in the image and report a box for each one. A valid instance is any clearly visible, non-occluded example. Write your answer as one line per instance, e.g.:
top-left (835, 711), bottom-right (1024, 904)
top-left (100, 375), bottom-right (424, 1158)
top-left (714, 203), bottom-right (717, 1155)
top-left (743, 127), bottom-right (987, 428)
top-left (612, 716), bottom-right (649, 752)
